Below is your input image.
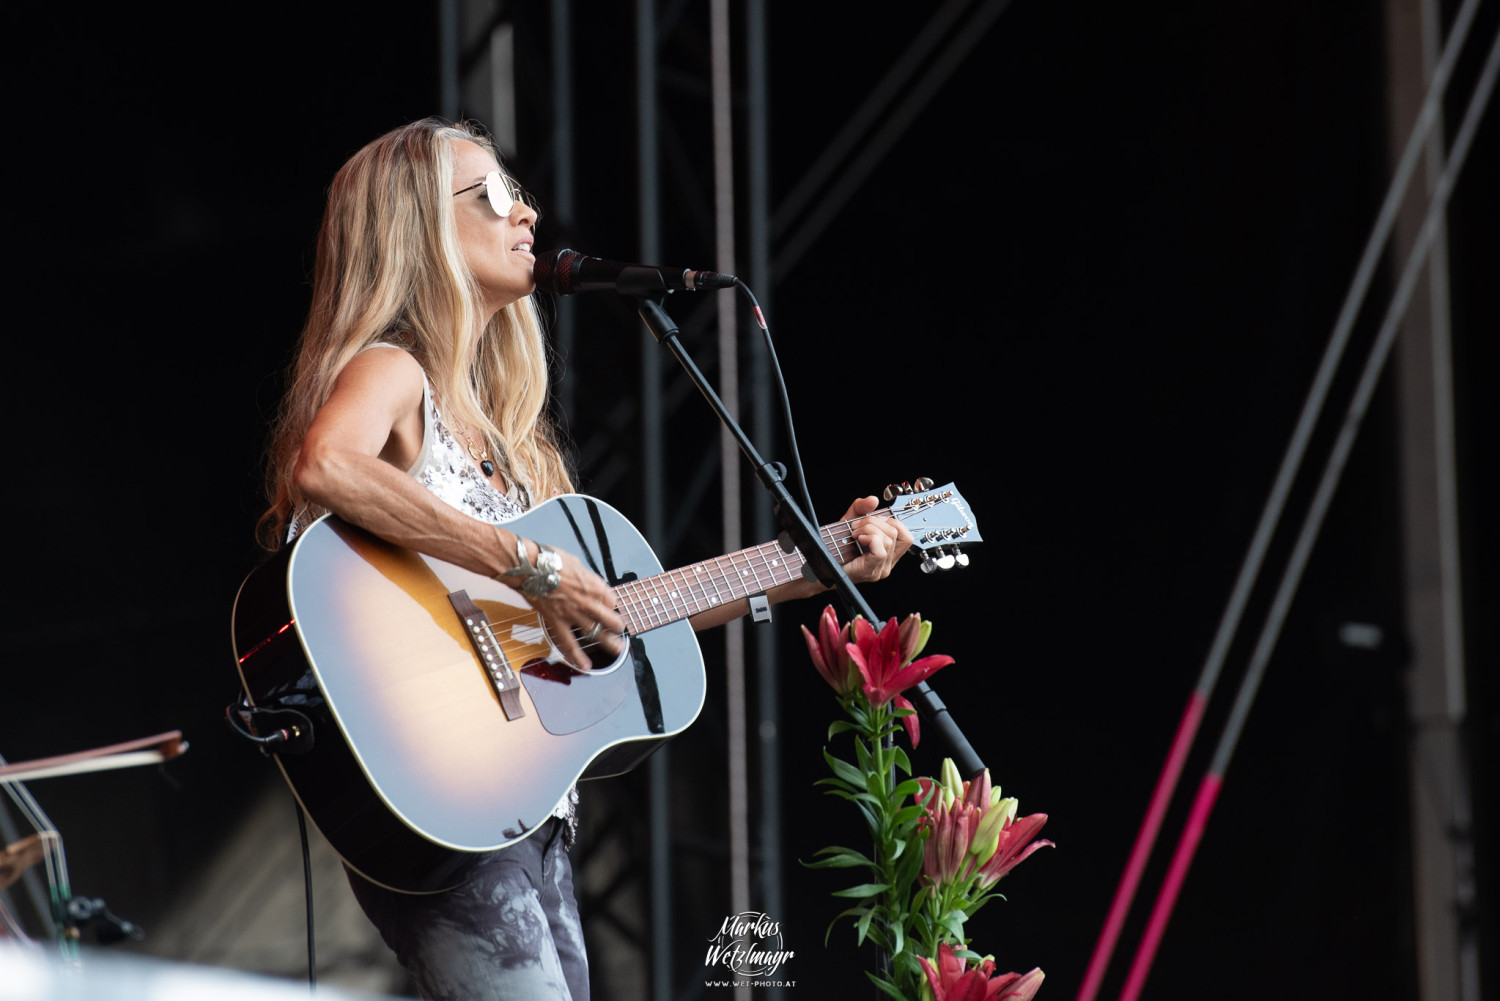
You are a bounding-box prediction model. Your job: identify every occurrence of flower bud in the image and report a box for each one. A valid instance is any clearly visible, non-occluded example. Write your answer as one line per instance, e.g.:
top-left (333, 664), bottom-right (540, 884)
top-left (940, 758), bottom-right (964, 807)
top-left (897, 613), bottom-right (933, 665)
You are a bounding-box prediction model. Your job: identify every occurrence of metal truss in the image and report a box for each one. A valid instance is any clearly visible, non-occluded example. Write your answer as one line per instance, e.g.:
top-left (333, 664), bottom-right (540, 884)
top-left (442, 3), bottom-right (1013, 998)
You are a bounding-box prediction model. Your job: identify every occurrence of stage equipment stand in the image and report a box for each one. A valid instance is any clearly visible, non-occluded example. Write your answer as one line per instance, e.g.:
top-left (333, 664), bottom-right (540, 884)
top-left (630, 291), bottom-right (985, 781)
top-left (0, 732), bottom-right (186, 958)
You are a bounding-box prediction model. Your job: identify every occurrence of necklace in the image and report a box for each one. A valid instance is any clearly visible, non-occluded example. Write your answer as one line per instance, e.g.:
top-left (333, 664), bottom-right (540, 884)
top-left (453, 418), bottom-right (497, 478)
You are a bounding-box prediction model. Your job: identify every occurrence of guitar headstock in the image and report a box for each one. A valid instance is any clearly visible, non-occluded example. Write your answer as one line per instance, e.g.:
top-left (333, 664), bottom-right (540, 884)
top-left (884, 479), bottom-right (981, 573)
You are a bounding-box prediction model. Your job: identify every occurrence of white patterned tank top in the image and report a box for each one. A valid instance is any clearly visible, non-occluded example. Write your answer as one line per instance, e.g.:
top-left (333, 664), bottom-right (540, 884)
top-left (409, 376), bottom-right (529, 525)
top-left (287, 347), bottom-right (527, 538)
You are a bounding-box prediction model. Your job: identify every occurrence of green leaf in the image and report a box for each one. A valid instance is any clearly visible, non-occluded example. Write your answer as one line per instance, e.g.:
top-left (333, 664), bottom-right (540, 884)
top-left (866, 972), bottom-right (909, 1001)
top-left (893, 777), bottom-right (923, 799)
top-left (832, 882), bottom-right (890, 899)
top-left (893, 804), bottom-right (927, 829)
top-left (822, 748), bottom-right (866, 788)
top-left (824, 906), bottom-right (866, 947)
top-left (804, 846), bottom-right (875, 870)
top-left (896, 836), bottom-right (927, 887)
top-left (847, 701), bottom-right (871, 729)
top-left (891, 746), bottom-right (913, 776)
top-left (827, 720), bottom-right (857, 740)
top-left (822, 788), bottom-right (884, 810)
top-left (856, 907), bottom-right (875, 945)
top-left (940, 910), bottom-right (969, 942)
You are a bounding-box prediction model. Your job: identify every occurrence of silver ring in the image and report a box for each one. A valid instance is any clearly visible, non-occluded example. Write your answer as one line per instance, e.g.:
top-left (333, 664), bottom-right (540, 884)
top-left (584, 622), bottom-right (603, 642)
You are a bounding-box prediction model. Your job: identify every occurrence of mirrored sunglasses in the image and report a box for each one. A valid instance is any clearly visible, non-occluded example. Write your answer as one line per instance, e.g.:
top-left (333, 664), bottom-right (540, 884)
top-left (453, 170), bottom-right (528, 218)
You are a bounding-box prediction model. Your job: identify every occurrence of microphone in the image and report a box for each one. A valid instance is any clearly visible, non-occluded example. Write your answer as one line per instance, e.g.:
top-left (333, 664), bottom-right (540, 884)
top-left (533, 248), bottom-right (737, 297)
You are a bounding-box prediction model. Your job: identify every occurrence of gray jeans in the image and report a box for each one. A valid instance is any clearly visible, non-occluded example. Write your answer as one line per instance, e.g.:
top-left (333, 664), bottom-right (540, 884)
top-left (348, 819), bottom-right (588, 1001)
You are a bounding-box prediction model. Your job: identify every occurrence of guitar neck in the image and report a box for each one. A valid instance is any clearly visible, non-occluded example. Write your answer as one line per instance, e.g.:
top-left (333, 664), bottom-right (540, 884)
top-left (611, 512), bottom-right (886, 634)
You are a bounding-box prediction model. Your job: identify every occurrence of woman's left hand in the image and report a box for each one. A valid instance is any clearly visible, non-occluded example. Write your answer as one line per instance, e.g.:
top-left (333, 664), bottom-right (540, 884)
top-left (838, 495), bottom-right (914, 584)
top-left (687, 494), bottom-right (913, 632)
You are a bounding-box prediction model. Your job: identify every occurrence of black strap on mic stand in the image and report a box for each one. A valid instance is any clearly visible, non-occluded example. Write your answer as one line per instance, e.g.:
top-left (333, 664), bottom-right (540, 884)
top-left (632, 292), bottom-right (985, 780)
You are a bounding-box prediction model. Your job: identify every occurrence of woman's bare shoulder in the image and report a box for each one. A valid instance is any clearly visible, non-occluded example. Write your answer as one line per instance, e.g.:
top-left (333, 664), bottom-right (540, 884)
top-left (333, 343), bottom-right (425, 400)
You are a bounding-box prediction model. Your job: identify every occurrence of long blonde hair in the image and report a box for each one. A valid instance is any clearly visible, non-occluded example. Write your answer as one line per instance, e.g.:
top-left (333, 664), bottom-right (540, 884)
top-left (258, 118), bottom-right (571, 549)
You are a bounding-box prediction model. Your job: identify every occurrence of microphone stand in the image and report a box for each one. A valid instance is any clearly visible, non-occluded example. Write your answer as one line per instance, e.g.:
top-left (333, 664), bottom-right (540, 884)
top-left (633, 292), bottom-right (984, 779)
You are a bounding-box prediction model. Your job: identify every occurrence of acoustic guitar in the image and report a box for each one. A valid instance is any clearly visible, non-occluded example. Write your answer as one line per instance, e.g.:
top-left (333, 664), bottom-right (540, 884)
top-left (231, 484), bottom-right (979, 892)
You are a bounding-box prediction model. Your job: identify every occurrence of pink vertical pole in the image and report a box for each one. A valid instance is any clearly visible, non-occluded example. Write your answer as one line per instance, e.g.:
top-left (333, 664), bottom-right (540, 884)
top-left (1117, 774), bottom-right (1224, 1001)
top-left (1074, 692), bottom-right (1207, 1001)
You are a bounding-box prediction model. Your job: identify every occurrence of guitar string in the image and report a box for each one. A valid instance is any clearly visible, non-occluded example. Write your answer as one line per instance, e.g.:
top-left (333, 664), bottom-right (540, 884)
top-left (471, 520), bottom-right (855, 642)
top-left (463, 500), bottom-right (953, 658)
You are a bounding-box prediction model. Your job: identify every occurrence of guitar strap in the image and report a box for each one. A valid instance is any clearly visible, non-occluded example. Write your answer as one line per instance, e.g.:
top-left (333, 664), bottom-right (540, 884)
top-left (557, 499), bottom-right (666, 735)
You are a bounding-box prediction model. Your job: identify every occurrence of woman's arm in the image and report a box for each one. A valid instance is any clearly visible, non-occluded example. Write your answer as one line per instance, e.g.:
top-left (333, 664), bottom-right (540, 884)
top-left (292, 348), bottom-right (625, 668)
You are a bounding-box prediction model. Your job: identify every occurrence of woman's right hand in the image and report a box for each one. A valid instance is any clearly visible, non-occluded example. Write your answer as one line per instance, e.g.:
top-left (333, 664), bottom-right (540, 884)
top-left (512, 542), bottom-right (626, 671)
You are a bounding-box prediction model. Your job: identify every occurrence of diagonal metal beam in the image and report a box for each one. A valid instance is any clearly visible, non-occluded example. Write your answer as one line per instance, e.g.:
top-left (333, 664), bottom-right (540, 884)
top-left (772, 0), bottom-right (1015, 278)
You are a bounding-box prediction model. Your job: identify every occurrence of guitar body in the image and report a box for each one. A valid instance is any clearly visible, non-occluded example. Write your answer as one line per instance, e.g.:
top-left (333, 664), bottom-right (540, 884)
top-left (232, 495), bottom-right (706, 893)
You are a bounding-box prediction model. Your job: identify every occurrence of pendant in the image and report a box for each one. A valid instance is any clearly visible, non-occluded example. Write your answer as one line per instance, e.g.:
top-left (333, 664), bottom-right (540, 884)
top-left (481, 459), bottom-right (496, 477)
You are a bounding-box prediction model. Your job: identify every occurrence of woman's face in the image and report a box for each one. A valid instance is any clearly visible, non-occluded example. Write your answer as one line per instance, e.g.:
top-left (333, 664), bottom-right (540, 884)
top-left (451, 140), bottom-right (538, 317)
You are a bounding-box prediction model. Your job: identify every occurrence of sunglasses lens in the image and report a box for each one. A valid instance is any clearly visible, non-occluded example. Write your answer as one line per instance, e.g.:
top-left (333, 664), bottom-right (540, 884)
top-left (486, 171), bottom-right (518, 217)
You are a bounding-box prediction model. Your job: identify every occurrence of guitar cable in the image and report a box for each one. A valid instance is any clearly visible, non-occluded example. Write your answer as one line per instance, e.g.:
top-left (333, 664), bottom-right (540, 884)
top-left (294, 799), bottom-right (316, 992)
top-left (225, 695), bottom-right (318, 991)
top-left (733, 279), bottom-right (820, 523)
top-left (224, 698), bottom-right (315, 756)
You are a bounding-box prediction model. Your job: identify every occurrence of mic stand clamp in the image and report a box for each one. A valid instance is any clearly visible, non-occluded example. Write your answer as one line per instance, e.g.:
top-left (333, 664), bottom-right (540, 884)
top-left (65, 896), bottom-right (144, 944)
top-left (633, 295), bottom-right (984, 778)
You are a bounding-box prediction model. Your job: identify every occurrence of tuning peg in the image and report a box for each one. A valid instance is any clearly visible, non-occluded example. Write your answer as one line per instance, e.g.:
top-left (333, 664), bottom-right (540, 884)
top-left (920, 554), bottom-right (939, 574)
top-left (935, 550), bottom-right (957, 571)
top-left (953, 547), bottom-right (970, 567)
top-left (883, 481), bottom-right (916, 501)
top-left (915, 477), bottom-right (934, 491)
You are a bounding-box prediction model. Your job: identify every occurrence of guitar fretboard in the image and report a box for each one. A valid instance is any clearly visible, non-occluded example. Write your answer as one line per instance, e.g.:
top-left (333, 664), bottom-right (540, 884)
top-left (611, 514), bottom-right (882, 634)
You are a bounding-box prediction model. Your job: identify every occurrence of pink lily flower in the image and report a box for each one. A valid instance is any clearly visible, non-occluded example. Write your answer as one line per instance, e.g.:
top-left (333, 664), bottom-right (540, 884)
top-left (894, 694), bottom-right (921, 746)
top-left (990, 967), bottom-right (1046, 1001)
top-left (918, 767), bottom-right (987, 885)
top-left (918, 943), bottom-right (1045, 1001)
top-left (917, 763), bottom-right (1053, 888)
top-left (846, 613), bottom-right (954, 706)
top-left (800, 604), bottom-right (862, 696)
top-left (975, 812), bottom-right (1053, 889)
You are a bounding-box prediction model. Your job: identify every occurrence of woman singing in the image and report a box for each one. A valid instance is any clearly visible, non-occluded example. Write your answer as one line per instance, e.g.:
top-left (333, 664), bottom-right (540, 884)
top-left (257, 117), bottom-right (911, 1000)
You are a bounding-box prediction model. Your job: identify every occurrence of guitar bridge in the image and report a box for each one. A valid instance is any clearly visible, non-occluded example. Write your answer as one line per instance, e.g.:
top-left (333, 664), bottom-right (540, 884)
top-left (448, 590), bottom-right (526, 721)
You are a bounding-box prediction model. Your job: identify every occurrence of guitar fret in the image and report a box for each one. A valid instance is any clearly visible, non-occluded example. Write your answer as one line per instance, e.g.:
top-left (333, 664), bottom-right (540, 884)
top-left (666, 566), bottom-right (695, 617)
top-left (629, 580), bottom-right (657, 632)
top-left (645, 575), bottom-right (670, 628)
top-left (614, 581), bottom-right (642, 635)
top-left (608, 505), bottom-right (904, 635)
top-left (703, 556), bottom-right (727, 608)
top-left (723, 549), bottom-right (752, 600)
top-left (742, 545), bottom-right (776, 594)
top-left (675, 564), bottom-right (695, 615)
top-left (760, 540), bottom-right (796, 587)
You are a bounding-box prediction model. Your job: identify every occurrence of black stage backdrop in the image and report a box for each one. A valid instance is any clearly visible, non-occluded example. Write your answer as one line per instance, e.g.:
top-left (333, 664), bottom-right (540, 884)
top-left (4, 3), bottom-right (1495, 1000)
